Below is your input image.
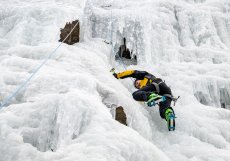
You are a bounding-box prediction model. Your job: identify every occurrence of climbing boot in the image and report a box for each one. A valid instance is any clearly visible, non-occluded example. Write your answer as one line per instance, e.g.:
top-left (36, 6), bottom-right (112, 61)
top-left (147, 93), bottom-right (166, 107)
top-left (165, 108), bottom-right (175, 131)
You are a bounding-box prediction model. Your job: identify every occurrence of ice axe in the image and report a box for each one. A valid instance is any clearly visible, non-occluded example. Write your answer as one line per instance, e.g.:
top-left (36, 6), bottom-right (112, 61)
top-left (172, 96), bottom-right (180, 106)
top-left (110, 68), bottom-right (115, 74)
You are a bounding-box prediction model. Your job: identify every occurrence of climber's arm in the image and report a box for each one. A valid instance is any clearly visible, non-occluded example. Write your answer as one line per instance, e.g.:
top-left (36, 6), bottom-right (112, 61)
top-left (114, 70), bottom-right (148, 79)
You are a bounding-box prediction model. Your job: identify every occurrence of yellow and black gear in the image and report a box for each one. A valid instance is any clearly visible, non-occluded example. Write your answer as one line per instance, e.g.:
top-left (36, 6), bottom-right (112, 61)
top-left (114, 69), bottom-right (174, 122)
top-left (116, 70), bottom-right (135, 79)
top-left (115, 70), bottom-right (157, 88)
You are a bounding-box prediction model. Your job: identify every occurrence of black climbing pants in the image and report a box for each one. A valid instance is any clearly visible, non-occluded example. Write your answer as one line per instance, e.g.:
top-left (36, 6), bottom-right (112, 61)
top-left (132, 82), bottom-right (174, 119)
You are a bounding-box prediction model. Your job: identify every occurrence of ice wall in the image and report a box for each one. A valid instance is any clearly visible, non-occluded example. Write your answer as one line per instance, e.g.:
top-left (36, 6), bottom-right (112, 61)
top-left (1, 0), bottom-right (230, 161)
top-left (84, 0), bottom-right (230, 109)
top-left (0, 1), bottom-right (172, 161)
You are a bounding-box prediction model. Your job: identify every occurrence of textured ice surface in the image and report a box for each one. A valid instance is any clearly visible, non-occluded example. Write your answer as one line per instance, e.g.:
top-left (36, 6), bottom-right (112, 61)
top-left (0, 0), bottom-right (230, 161)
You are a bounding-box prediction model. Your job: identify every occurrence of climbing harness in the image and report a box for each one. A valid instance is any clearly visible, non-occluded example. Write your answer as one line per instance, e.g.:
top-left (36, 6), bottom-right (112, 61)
top-left (0, 21), bottom-right (79, 109)
top-left (151, 81), bottom-right (163, 93)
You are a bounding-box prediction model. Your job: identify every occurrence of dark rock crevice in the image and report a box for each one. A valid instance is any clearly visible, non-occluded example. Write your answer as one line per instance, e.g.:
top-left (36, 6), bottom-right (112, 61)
top-left (59, 20), bottom-right (80, 45)
top-left (115, 106), bottom-right (127, 126)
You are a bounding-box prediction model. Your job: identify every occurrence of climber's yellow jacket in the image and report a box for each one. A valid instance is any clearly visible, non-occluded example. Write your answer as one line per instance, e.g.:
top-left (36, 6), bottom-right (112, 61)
top-left (115, 70), bottom-right (157, 89)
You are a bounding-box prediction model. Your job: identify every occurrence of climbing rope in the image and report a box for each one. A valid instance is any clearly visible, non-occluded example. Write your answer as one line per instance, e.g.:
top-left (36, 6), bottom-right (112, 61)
top-left (0, 21), bottom-right (79, 109)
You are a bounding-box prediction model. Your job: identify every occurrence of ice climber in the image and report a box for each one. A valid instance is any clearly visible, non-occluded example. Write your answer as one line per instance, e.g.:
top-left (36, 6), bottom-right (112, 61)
top-left (112, 69), bottom-right (176, 131)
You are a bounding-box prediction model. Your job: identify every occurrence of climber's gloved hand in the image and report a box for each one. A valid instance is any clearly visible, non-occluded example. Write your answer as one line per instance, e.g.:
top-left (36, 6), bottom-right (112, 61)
top-left (113, 73), bottom-right (118, 79)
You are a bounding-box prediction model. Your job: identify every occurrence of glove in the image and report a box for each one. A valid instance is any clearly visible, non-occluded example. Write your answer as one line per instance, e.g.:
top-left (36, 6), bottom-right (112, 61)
top-left (113, 73), bottom-right (118, 79)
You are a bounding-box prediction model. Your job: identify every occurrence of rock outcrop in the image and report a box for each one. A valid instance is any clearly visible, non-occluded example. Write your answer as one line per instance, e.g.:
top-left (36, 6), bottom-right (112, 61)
top-left (59, 20), bottom-right (80, 45)
top-left (115, 106), bottom-right (127, 126)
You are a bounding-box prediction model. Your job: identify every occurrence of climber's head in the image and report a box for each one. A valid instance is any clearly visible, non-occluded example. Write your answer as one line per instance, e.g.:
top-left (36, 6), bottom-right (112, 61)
top-left (134, 79), bottom-right (141, 89)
